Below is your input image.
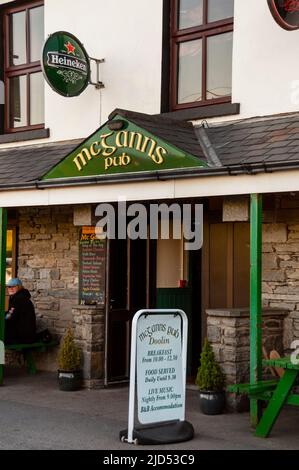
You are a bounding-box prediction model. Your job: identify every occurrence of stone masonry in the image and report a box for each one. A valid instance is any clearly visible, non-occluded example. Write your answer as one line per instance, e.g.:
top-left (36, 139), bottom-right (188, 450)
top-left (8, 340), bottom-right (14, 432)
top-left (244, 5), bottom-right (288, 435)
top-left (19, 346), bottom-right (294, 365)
top-left (207, 308), bottom-right (287, 382)
top-left (72, 306), bottom-right (105, 388)
top-left (206, 308), bottom-right (288, 411)
top-left (262, 193), bottom-right (299, 349)
top-left (14, 206), bottom-right (99, 377)
top-left (15, 206), bottom-right (106, 384)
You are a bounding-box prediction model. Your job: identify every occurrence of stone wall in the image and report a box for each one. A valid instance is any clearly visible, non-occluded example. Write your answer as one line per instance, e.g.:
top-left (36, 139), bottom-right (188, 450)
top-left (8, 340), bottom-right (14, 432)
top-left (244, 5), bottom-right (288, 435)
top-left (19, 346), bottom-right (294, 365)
top-left (207, 308), bottom-right (287, 383)
top-left (263, 194), bottom-right (299, 349)
top-left (16, 206), bottom-right (79, 371)
top-left (73, 306), bottom-right (105, 388)
top-left (206, 308), bottom-right (288, 411)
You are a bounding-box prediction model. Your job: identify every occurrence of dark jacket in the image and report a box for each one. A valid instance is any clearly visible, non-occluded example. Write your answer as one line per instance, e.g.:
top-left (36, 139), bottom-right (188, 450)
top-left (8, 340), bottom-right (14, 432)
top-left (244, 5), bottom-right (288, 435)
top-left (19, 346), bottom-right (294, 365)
top-left (5, 288), bottom-right (36, 345)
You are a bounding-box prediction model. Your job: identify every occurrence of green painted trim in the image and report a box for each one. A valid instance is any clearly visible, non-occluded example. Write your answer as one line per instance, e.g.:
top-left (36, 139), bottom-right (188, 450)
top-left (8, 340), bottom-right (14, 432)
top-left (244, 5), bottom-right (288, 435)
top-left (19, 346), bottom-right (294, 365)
top-left (228, 379), bottom-right (279, 395)
top-left (286, 393), bottom-right (299, 406)
top-left (43, 115), bottom-right (208, 180)
top-left (0, 208), bottom-right (7, 385)
top-left (250, 194), bottom-right (263, 427)
top-left (263, 357), bottom-right (299, 370)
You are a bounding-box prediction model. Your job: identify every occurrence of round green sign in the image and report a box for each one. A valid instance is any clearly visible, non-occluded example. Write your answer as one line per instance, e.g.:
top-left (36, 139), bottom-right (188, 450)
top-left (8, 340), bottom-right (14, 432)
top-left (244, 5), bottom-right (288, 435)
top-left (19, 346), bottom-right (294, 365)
top-left (42, 31), bottom-right (90, 97)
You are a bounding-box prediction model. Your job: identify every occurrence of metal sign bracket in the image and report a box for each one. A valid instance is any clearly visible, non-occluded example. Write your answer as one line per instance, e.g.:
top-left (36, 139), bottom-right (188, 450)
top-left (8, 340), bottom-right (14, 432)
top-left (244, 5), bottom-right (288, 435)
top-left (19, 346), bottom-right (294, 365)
top-left (89, 57), bottom-right (105, 89)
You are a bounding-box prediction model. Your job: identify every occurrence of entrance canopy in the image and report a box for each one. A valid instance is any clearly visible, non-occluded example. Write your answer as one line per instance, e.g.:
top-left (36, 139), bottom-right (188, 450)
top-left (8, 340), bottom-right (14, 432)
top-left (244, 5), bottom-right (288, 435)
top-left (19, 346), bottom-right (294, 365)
top-left (0, 110), bottom-right (299, 207)
top-left (43, 109), bottom-right (208, 179)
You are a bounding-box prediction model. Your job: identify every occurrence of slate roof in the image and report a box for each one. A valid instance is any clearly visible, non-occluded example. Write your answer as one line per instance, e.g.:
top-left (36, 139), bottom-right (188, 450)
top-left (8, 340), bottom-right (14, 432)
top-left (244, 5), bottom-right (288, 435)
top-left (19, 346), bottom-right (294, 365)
top-left (112, 109), bottom-right (299, 169)
top-left (0, 140), bottom-right (82, 185)
top-left (109, 108), bottom-right (207, 162)
top-left (0, 110), bottom-right (299, 188)
top-left (204, 113), bottom-right (299, 167)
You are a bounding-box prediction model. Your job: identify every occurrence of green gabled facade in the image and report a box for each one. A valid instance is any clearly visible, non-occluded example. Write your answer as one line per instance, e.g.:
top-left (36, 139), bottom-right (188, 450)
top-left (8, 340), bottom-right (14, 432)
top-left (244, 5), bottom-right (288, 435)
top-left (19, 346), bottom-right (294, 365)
top-left (43, 114), bottom-right (208, 180)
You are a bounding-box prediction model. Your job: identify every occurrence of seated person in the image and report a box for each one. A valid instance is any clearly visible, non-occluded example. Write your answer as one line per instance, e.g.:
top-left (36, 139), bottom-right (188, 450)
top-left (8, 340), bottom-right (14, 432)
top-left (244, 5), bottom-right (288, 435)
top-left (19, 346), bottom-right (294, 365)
top-left (4, 278), bottom-right (36, 345)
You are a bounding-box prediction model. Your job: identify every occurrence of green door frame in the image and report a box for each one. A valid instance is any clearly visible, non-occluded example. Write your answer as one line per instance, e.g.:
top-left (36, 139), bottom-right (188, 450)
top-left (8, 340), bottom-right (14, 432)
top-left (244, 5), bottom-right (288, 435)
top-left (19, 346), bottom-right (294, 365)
top-left (250, 194), bottom-right (263, 426)
top-left (0, 208), bottom-right (7, 385)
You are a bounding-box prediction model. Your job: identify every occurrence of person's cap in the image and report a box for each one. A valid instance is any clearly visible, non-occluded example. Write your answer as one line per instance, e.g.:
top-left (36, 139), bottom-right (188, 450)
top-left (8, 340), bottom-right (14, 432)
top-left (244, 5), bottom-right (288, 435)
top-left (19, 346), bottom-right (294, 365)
top-left (6, 278), bottom-right (22, 287)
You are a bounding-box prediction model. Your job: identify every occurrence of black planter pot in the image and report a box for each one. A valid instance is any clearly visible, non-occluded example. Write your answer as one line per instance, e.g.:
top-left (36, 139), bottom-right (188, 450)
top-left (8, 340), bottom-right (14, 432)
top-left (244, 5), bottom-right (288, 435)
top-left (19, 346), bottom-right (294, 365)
top-left (58, 369), bottom-right (82, 391)
top-left (198, 390), bottom-right (225, 415)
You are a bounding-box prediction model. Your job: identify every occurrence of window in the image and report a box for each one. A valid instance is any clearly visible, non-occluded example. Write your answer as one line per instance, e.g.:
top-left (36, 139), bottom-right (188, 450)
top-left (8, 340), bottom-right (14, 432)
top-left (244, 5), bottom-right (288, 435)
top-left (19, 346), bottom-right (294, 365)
top-left (2, 1), bottom-right (44, 132)
top-left (171, 0), bottom-right (234, 110)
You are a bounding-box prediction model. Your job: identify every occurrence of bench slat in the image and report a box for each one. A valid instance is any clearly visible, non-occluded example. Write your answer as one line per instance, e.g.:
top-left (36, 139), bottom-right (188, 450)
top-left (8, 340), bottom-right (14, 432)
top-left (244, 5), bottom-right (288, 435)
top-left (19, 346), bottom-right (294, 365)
top-left (228, 379), bottom-right (279, 395)
top-left (5, 341), bottom-right (58, 375)
top-left (6, 341), bottom-right (57, 352)
top-left (263, 357), bottom-right (299, 371)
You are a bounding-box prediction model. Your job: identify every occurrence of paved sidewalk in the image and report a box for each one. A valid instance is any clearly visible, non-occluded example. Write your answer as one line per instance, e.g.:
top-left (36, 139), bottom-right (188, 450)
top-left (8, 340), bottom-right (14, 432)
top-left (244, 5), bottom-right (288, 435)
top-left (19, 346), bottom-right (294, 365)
top-left (0, 369), bottom-right (299, 450)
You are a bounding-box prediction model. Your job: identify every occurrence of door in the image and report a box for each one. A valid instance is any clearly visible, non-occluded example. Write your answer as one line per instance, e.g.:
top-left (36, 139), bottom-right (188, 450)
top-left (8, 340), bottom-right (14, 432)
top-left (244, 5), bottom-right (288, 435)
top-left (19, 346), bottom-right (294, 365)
top-left (209, 222), bottom-right (250, 308)
top-left (106, 237), bottom-right (155, 383)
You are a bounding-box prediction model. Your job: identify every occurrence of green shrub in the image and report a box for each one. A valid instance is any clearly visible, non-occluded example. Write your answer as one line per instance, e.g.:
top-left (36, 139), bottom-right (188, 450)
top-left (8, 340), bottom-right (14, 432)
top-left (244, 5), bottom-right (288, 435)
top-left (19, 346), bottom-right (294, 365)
top-left (58, 328), bottom-right (81, 371)
top-left (195, 338), bottom-right (225, 392)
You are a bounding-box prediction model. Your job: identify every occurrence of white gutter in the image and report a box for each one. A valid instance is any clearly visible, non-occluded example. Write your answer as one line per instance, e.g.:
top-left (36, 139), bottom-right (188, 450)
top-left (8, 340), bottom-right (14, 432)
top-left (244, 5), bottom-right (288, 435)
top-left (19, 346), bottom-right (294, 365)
top-left (0, 170), bottom-right (299, 207)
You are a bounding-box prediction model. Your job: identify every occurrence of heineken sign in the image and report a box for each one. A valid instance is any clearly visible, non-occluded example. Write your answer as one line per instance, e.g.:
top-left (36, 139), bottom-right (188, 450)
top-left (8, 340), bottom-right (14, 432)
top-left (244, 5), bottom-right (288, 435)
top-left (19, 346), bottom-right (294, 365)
top-left (42, 31), bottom-right (90, 97)
top-left (268, 0), bottom-right (299, 30)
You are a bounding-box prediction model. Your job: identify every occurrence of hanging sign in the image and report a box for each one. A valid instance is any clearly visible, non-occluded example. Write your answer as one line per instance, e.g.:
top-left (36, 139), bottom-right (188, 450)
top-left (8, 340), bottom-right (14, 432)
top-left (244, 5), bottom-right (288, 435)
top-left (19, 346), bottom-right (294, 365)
top-left (43, 115), bottom-right (208, 180)
top-left (268, 0), bottom-right (299, 30)
top-left (42, 31), bottom-right (90, 97)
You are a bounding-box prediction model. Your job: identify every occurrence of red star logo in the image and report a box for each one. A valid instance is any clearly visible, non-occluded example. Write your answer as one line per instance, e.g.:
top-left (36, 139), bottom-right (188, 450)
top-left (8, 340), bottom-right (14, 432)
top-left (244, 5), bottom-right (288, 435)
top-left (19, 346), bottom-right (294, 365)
top-left (65, 41), bottom-right (75, 55)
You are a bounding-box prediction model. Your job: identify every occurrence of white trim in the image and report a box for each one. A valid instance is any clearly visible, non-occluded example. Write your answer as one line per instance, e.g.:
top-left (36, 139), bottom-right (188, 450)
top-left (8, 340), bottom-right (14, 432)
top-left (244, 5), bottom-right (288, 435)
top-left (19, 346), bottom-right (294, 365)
top-left (1, 170), bottom-right (299, 207)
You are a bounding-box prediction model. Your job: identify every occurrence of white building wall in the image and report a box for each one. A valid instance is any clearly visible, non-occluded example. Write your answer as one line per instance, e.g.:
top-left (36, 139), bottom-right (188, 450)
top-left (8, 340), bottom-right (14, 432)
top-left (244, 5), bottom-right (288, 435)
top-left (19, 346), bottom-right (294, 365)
top-left (44, 0), bottom-right (163, 142)
top-left (1, 0), bottom-right (299, 146)
top-left (44, 0), bottom-right (299, 130)
top-left (230, 0), bottom-right (299, 121)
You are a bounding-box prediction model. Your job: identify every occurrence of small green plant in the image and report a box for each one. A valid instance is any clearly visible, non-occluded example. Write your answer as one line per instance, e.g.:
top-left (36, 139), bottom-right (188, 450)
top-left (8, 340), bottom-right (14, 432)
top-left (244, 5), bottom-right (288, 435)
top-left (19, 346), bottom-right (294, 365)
top-left (195, 338), bottom-right (225, 392)
top-left (58, 328), bottom-right (81, 371)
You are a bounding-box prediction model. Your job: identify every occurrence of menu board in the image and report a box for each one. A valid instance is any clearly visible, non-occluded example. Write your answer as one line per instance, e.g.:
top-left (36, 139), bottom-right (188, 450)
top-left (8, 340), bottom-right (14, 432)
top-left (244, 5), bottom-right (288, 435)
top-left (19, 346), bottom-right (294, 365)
top-left (136, 314), bottom-right (184, 424)
top-left (79, 226), bottom-right (106, 305)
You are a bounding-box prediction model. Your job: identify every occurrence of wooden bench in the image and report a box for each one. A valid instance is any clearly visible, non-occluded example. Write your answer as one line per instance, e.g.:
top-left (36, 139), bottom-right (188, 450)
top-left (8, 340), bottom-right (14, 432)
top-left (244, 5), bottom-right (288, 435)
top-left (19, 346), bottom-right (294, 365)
top-left (228, 379), bottom-right (279, 400)
top-left (6, 341), bottom-right (58, 375)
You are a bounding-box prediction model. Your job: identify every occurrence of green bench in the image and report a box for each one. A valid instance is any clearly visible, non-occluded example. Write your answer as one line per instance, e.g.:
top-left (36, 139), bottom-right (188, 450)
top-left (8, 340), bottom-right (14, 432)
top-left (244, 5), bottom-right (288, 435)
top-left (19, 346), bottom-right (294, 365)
top-left (6, 341), bottom-right (58, 375)
top-left (228, 379), bottom-right (279, 400)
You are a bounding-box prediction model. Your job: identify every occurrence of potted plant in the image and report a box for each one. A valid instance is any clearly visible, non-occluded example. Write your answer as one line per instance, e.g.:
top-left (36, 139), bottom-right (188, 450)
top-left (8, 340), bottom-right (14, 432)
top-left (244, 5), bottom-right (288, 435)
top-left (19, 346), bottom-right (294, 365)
top-left (195, 338), bottom-right (226, 415)
top-left (57, 327), bottom-right (82, 391)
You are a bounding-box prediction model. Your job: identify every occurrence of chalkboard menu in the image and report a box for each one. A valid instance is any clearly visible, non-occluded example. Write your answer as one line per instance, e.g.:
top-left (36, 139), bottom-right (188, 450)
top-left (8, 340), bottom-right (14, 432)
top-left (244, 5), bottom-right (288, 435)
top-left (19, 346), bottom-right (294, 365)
top-left (79, 226), bottom-right (106, 305)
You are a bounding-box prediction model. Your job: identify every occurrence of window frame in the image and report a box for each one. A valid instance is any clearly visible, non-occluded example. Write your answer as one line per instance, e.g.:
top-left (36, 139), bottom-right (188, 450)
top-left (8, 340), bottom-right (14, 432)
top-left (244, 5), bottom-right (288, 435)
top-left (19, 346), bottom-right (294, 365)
top-left (2, 0), bottom-right (44, 133)
top-left (170, 0), bottom-right (234, 111)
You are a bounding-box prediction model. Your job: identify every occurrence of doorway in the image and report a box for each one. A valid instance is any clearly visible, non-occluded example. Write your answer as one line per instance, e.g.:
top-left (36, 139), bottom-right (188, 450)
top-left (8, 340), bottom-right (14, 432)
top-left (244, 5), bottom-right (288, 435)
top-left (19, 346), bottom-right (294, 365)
top-left (155, 237), bottom-right (202, 377)
top-left (106, 237), bottom-right (156, 383)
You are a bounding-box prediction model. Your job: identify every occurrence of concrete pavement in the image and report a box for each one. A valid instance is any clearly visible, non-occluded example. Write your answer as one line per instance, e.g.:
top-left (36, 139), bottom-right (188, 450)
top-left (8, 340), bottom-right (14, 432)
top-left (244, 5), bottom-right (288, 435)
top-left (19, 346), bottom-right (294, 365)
top-left (0, 369), bottom-right (299, 450)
